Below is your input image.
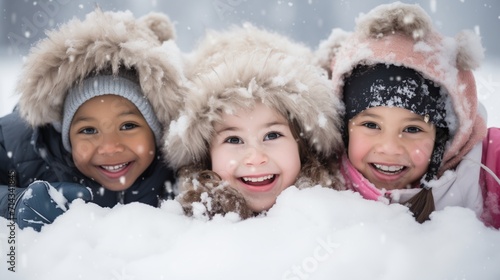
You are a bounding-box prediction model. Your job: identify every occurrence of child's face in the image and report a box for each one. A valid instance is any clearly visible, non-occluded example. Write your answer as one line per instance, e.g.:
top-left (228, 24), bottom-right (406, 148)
top-left (69, 95), bottom-right (156, 191)
top-left (209, 103), bottom-right (301, 212)
top-left (347, 106), bottom-right (436, 190)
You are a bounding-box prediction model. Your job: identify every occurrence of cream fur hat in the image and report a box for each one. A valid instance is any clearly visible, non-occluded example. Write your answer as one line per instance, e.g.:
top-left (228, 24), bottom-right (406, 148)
top-left (317, 2), bottom-right (487, 175)
top-left (16, 8), bottom-right (188, 146)
top-left (164, 23), bottom-right (344, 169)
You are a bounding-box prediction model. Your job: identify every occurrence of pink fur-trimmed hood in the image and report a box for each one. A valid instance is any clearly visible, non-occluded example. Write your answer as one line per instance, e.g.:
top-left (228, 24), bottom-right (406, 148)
top-left (318, 2), bottom-right (487, 176)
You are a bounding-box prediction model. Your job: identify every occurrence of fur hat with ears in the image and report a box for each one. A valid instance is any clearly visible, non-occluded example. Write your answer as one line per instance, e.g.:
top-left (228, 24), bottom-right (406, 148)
top-left (318, 2), bottom-right (487, 177)
top-left (185, 22), bottom-right (314, 77)
top-left (315, 28), bottom-right (351, 78)
top-left (164, 23), bottom-right (344, 170)
top-left (16, 8), bottom-right (188, 135)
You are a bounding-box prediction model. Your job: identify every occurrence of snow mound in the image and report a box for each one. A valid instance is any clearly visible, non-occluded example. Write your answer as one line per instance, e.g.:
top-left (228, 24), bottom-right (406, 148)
top-left (1, 186), bottom-right (499, 280)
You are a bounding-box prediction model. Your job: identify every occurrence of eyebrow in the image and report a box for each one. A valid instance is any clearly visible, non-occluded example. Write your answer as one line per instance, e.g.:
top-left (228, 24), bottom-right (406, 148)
top-left (214, 120), bottom-right (288, 134)
top-left (403, 116), bottom-right (428, 123)
top-left (358, 112), bottom-right (378, 118)
top-left (358, 111), bottom-right (427, 123)
top-left (72, 110), bottom-right (138, 124)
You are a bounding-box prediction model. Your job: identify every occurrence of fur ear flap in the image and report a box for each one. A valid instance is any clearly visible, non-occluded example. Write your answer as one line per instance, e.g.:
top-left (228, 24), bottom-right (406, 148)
top-left (356, 4), bottom-right (432, 40)
top-left (139, 12), bottom-right (176, 42)
top-left (455, 30), bottom-right (484, 70)
top-left (315, 28), bottom-right (350, 77)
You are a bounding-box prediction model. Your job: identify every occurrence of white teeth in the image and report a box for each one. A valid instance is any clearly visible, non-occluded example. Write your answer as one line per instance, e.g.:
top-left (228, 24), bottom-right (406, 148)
top-left (373, 164), bottom-right (404, 173)
top-left (102, 163), bottom-right (127, 172)
top-left (242, 175), bottom-right (274, 182)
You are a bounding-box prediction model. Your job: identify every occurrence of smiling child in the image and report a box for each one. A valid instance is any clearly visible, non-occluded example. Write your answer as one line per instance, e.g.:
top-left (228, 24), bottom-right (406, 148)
top-left (164, 23), bottom-right (345, 219)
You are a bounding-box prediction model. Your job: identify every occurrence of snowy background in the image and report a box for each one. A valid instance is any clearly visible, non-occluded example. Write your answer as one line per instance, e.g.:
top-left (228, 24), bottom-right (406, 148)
top-left (1, 1), bottom-right (500, 280)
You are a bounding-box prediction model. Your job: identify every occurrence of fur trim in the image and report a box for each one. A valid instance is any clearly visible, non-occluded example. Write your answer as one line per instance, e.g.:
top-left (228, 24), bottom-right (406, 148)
top-left (138, 12), bottom-right (176, 42)
top-left (16, 8), bottom-right (188, 130)
top-left (354, 2), bottom-right (484, 70)
top-left (186, 22), bottom-right (313, 77)
top-left (455, 30), bottom-right (485, 70)
top-left (314, 28), bottom-right (351, 77)
top-left (355, 2), bottom-right (432, 41)
top-left (325, 2), bottom-right (487, 176)
top-left (165, 25), bottom-right (344, 169)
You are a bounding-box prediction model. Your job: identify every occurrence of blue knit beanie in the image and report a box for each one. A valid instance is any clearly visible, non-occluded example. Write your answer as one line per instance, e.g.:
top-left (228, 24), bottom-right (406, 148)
top-left (61, 69), bottom-right (162, 152)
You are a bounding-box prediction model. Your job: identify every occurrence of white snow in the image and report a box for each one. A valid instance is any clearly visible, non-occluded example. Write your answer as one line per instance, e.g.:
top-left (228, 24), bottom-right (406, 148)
top-left (1, 186), bottom-right (500, 280)
top-left (44, 182), bottom-right (69, 212)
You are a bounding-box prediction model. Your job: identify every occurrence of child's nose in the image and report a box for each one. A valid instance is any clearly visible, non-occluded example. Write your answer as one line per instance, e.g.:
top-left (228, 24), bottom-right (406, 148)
top-left (244, 146), bottom-right (268, 166)
top-left (97, 133), bottom-right (125, 155)
top-left (374, 133), bottom-right (405, 155)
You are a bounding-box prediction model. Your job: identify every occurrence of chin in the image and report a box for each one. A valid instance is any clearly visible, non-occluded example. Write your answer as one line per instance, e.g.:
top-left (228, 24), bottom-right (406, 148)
top-left (100, 183), bottom-right (131, 192)
top-left (248, 201), bottom-right (274, 213)
top-left (378, 183), bottom-right (407, 191)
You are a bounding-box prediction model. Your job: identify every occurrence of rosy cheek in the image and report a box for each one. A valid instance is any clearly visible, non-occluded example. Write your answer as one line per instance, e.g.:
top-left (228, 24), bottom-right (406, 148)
top-left (227, 159), bottom-right (237, 169)
top-left (410, 141), bottom-right (435, 166)
top-left (221, 159), bottom-right (238, 174)
top-left (211, 155), bottom-right (231, 176)
top-left (72, 142), bottom-right (92, 161)
top-left (134, 144), bottom-right (156, 157)
top-left (347, 138), bottom-right (365, 163)
top-left (136, 144), bottom-right (146, 155)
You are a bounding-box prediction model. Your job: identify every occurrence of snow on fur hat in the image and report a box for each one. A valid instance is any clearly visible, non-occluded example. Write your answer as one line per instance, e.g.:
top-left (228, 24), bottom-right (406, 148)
top-left (319, 2), bottom-right (487, 177)
top-left (16, 8), bottom-right (188, 147)
top-left (164, 24), bottom-right (344, 169)
top-left (185, 23), bottom-right (316, 77)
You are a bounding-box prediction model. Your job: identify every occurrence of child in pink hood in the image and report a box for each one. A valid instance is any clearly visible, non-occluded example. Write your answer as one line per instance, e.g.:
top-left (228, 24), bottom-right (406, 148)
top-left (317, 2), bottom-right (500, 226)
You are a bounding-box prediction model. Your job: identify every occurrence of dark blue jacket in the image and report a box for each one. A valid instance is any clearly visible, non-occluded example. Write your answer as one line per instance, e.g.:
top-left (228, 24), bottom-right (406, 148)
top-left (0, 110), bottom-right (175, 218)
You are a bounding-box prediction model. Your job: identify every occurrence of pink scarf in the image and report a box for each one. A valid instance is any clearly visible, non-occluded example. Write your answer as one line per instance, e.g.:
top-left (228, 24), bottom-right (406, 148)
top-left (340, 154), bottom-right (390, 204)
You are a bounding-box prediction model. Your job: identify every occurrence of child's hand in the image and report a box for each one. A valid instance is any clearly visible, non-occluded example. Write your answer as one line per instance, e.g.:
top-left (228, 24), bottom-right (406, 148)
top-left (177, 183), bottom-right (254, 220)
top-left (15, 181), bottom-right (92, 231)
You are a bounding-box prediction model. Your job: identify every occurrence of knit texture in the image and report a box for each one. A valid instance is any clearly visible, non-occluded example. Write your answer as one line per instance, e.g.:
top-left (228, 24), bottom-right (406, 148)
top-left (61, 72), bottom-right (161, 151)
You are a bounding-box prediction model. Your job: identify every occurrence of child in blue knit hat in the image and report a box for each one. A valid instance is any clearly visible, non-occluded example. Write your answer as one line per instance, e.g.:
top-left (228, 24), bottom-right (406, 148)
top-left (0, 9), bottom-right (188, 231)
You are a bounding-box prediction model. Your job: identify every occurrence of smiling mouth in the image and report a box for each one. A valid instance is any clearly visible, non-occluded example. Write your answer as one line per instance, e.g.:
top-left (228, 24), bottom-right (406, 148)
top-left (371, 163), bottom-right (406, 175)
top-left (100, 162), bottom-right (130, 173)
top-left (241, 175), bottom-right (276, 186)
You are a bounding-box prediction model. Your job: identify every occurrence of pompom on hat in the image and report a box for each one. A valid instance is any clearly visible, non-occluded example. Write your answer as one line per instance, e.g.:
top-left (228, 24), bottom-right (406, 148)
top-left (16, 8), bottom-right (189, 150)
top-left (318, 2), bottom-right (487, 177)
top-left (164, 23), bottom-right (345, 169)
